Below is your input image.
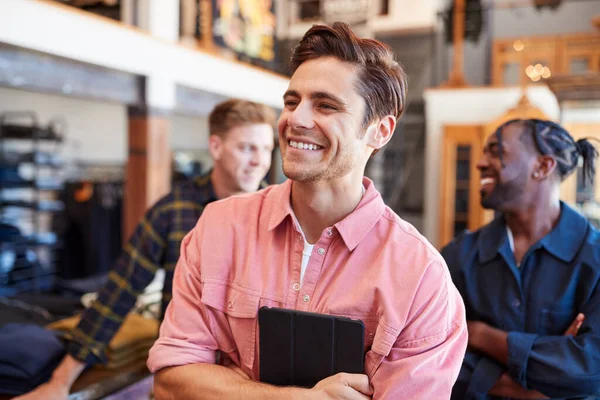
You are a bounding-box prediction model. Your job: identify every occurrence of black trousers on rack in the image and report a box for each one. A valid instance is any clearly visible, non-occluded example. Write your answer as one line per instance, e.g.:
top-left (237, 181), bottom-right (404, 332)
top-left (55, 181), bottom-right (123, 280)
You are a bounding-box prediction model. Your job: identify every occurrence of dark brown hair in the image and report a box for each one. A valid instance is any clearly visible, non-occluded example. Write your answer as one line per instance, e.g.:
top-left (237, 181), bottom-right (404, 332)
top-left (209, 99), bottom-right (276, 137)
top-left (290, 22), bottom-right (408, 127)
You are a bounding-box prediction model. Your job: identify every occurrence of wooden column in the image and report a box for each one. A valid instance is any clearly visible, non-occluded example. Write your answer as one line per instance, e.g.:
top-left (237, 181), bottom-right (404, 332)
top-left (442, 0), bottom-right (469, 88)
top-left (124, 107), bottom-right (172, 241)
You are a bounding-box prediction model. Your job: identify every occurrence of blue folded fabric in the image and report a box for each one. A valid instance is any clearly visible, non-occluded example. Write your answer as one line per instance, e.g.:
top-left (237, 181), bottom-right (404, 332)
top-left (0, 323), bottom-right (65, 395)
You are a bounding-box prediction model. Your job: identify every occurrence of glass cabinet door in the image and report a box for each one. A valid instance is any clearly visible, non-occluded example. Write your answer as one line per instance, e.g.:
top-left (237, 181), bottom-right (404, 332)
top-left (439, 125), bottom-right (486, 248)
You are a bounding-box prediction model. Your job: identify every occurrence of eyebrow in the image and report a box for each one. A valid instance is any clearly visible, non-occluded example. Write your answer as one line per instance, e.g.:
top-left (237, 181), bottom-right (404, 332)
top-left (283, 90), bottom-right (348, 108)
top-left (484, 142), bottom-right (503, 152)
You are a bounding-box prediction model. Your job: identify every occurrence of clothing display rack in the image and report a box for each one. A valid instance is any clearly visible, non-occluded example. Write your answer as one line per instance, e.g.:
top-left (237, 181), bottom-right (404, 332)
top-left (0, 112), bottom-right (65, 296)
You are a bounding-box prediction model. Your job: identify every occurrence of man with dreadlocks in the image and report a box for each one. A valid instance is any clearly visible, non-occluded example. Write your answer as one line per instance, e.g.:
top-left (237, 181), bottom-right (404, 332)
top-left (443, 119), bottom-right (600, 400)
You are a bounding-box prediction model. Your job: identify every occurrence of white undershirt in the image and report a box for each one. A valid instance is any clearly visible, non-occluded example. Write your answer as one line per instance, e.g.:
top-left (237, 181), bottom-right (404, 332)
top-left (300, 239), bottom-right (314, 285)
top-left (297, 185), bottom-right (366, 285)
top-left (506, 226), bottom-right (520, 268)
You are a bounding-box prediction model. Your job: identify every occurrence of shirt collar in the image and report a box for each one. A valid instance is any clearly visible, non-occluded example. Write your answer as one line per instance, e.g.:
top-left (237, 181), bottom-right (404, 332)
top-left (268, 177), bottom-right (386, 251)
top-left (194, 170), bottom-right (268, 205)
top-left (194, 170), bottom-right (218, 205)
top-left (478, 201), bottom-right (589, 264)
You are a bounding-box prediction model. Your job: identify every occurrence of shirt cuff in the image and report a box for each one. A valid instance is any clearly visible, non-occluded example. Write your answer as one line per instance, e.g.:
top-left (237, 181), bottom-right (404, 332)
top-left (465, 356), bottom-right (504, 398)
top-left (66, 339), bottom-right (106, 365)
top-left (507, 331), bottom-right (537, 388)
top-left (147, 338), bottom-right (216, 373)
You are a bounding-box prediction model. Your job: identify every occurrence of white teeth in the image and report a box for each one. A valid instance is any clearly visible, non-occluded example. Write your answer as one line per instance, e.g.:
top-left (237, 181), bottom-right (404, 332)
top-left (480, 178), bottom-right (495, 185)
top-left (289, 140), bottom-right (320, 150)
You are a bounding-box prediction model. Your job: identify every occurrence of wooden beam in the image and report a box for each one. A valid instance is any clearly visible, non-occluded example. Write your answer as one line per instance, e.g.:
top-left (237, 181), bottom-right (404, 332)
top-left (0, 44), bottom-right (142, 104)
top-left (441, 0), bottom-right (469, 88)
top-left (124, 106), bottom-right (171, 242)
top-left (546, 73), bottom-right (600, 102)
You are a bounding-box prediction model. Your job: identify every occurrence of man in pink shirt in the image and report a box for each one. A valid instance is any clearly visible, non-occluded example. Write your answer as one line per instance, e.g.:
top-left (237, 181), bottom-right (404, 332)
top-left (148, 22), bottom-right (467, 399)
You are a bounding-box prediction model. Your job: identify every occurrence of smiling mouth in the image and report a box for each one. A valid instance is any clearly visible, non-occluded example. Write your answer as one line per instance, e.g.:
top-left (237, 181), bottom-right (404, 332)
top-left (480, 177), bottom-right (496, 190)
top-left (288, 140), bottom-right (323, 151)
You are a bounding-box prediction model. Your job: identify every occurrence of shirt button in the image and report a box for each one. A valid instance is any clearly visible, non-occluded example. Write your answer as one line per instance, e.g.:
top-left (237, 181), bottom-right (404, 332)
top-left (512, 299), bottom-right (521, 308)
top-left (292, 283), bottom-right (300, 291)
top-left (296, 236), bottom-right (302, 242)
top-left (327, 229), bottom-right (333, 236)
top-left (317, 248), bottom-right (325, 255)
top-left (228, 301), bottom-right (234, 309)
top-left (303, 294), bottom-right (310, 302)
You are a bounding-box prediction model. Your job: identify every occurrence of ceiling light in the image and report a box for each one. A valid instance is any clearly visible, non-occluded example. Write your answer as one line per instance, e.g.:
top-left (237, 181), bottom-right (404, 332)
top-left (513, 40), bottom-right (525, 52)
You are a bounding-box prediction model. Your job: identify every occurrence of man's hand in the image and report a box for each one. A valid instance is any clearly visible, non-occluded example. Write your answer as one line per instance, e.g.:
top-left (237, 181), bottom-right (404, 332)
top-left (309, 373), bottom-right (373, 400)
top-left (489, 373), bottom-right (548, 399)
top-left (12, 380), bottom-right (70, 400)
top-left (486, 313), bottom-right (585, 399)
top-left (564, 313), bottom-right (585, 336)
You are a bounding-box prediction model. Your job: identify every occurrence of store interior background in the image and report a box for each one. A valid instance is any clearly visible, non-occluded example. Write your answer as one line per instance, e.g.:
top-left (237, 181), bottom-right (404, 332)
top-left (0, 0), bottom-right (599, 293)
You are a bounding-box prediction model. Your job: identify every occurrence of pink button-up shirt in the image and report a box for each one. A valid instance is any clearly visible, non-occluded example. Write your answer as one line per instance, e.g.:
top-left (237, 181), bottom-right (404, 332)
top-left (148, 177), bottom-right (467, 399)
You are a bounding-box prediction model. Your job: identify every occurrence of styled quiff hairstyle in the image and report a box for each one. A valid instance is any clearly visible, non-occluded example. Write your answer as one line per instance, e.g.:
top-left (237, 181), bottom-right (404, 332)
top-left (290, 22), bottom-right (408, 127)
top-left (209, 99), bottom-right (276, 137)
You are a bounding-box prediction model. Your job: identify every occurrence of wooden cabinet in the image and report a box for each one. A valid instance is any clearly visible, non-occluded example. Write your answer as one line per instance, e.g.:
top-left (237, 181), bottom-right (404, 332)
top-left (439, 125), bottom-right (492, 248)
top-left (492, 33), bottom-right (600, 87)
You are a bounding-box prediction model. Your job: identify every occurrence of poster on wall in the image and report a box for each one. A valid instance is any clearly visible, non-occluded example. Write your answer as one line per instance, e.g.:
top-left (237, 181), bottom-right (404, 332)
top-left (211, 0), bottom-right (277, 69)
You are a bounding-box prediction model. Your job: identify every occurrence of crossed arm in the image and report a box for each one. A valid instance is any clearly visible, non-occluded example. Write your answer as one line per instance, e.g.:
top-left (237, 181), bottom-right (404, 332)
top-left (467, 313), bottom-right (585, 399)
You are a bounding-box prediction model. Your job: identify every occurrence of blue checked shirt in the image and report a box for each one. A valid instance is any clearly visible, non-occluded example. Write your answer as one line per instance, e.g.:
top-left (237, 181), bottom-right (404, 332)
top-left (66, 172), bottom-right (225, 364)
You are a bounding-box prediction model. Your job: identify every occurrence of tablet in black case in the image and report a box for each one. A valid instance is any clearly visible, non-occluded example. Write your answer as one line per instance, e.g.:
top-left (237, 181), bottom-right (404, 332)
top-left (258, 306), bottom-right (365, 388)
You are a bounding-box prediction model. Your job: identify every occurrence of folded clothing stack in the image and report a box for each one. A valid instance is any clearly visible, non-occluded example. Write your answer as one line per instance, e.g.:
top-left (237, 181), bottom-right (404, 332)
top-left (48, 312), bottom-right (159, 369)
top-left (0, 323), bottom-right (65, 395)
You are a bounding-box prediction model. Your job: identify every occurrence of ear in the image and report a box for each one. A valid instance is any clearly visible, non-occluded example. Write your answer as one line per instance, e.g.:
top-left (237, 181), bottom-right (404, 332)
top-left (366, 115), bottom-right (396, 150)
top-left (534, 154), bottom-right (557, 180)
top-left (208, 134), bottom-right (223, 161)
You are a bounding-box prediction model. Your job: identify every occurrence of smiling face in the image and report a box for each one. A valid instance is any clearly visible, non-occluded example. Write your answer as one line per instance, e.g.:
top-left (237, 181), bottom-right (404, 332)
top-left (477, 123), bottom-right (537, 211)
top-left (277, 57), bottom-right (373, 183)
top-left (210, 123), bottom-right (274, 193)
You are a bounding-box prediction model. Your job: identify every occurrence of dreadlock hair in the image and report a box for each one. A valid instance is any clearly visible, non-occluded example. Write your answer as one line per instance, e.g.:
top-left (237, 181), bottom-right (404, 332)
top-left (494, 119), bottom-right (599, 186)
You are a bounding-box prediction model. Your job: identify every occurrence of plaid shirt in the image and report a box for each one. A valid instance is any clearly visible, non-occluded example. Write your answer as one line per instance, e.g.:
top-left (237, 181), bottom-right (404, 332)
top-left (66, 172), bottom-right (222, 364)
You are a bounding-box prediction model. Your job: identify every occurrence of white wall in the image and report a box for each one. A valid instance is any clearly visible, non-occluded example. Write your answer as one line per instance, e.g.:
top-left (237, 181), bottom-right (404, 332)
top-left (284, 0), bottom-right (443, 38)
top-left (422, 85), bottom-right (560, 246)
top-left (170, 115), bottom-right (210, 151)
top-left (0, 0), bottom-right (288, 110)
top-left (0, 87), bottom-right (217, 165)
top-left (562, 107), bottom-right (600, 125)
top-left (0, 87), bottom-right (127, 164)
top-left (493, 1), bottom-right (600, 38)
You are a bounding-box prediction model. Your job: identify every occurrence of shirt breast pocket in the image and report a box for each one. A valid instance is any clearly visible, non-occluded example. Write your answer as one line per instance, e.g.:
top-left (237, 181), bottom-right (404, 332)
top-left (201, 282), bottom-right (261, 370)
top-left (538, 305), bottom-right (577, 335)
top-left (364, 321), bottom-right (398, 379)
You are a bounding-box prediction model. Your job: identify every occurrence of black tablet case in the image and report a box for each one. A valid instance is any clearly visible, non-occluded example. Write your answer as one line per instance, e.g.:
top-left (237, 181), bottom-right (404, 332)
top-left (258, 306), bottom-right (365, 388)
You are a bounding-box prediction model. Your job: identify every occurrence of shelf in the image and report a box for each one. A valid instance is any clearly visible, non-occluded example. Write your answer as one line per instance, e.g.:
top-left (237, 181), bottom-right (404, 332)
top-left (455, 181), bottom-right (470, 190)
top-left (0, 152), bottom-right (63, 168)
top-left (0, 200), bottom-right (64, 212)
top-left (0, 274), bottom-right (55, 296)
top-left (0, 179), bottom-right (64, 191)
top-left (0, 124), bottom-right (62, 142)
top-left (0, 237), bottom-right (61, 249)
top-left (454, 212), bottom-right (468, 221)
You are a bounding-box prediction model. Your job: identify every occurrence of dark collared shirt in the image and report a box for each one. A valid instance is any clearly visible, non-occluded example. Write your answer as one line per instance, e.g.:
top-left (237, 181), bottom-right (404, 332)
top-left (442, 202), bottom-right (600, 399)
top-left (66, 173), bottom-right (219, 364)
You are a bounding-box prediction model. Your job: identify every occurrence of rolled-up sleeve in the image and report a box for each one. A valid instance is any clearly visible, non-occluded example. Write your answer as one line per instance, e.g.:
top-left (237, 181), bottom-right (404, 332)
top-left (506, 331), bottom-right (600, 397)
top-left (147, 216), bottom-right (220, 373)
top-left (370, 259), bottom-right (468, 399)
top-left (505, 281), bottom-right (600, 398)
